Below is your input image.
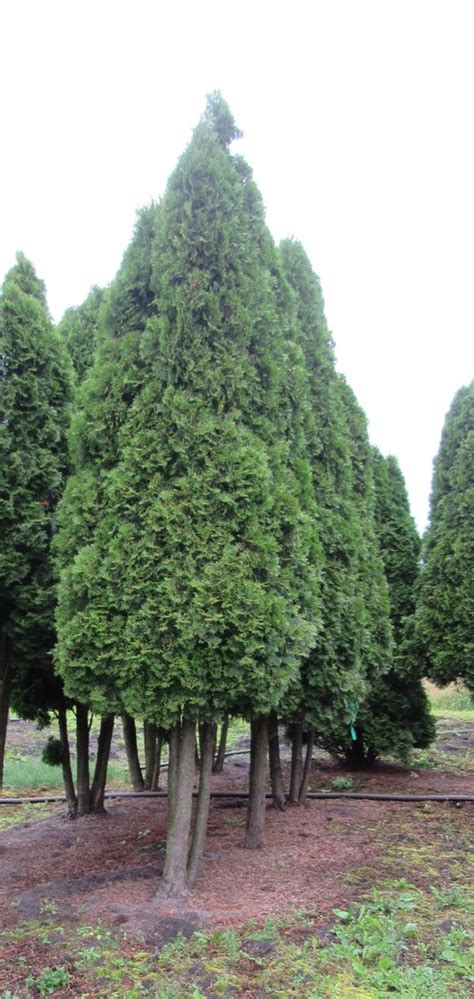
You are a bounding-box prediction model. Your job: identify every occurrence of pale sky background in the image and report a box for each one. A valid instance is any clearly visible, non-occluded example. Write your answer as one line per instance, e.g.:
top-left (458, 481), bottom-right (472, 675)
top-left (1, 0), bottom-right (473, 532)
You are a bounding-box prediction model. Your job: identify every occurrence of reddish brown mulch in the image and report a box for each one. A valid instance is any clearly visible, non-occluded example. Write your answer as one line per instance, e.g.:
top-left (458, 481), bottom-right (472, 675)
top-left (1, 753), bottom-right (472, 940)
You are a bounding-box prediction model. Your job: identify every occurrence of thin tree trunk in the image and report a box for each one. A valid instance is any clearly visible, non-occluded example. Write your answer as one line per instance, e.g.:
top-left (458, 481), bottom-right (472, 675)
top-left (158, 718), bottom-right (196, 899)
top-left (76, 703), bottom-right (91, 817)
top-left (0, 631), bottom-right (12, 793)
top-left (144, 721), bottom-right (157, 790)
top-left (122, 714), bottom-right (144, 791)
top-left (212, 715), bottom-right (229, 773)
top-left (187, 722), bottom-right (216, 887)
top-left (298, 728), bottom-right (314, 804)
top-left (90, 714), bottom-right (114, 814)
top-left (289, 723), bottom-right (303, 804)
top-left (244, 715), bottom-right (268, 849)
top-left (57, 702), bottom-right (77, 817)
top-left (268, 710), bottom-right (286, 809)
top-left (151, 731), bottom-right (163, 791)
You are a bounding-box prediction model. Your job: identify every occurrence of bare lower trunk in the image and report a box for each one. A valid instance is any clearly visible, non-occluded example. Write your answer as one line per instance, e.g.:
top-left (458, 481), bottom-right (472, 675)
top-left (0, 631), bottom-right (12, 793)
top-left (268, 710), bottom-right (286, 809)
top-left (76, 703), bottom-right (90, 817)
top-left (90, 714), bottom-right (114, 813)
top-left (298, 728), bottom-right (314, 804)
top-left (158, 719), bottom-right (196, 899)
top-left (57, 702), bottom-right (77, 817)
top-left (187, 722), bottom-right (216, 887)
top-left (244, 715), bottom-right (268, 849)
top-left (212, 715), bottom-right (229, 773)
top-left (151, 731), bottom-right (163, 791)
top-left (122, 714), bottom-right (144, 791)
top-left (144, 721), bottom-right (157, 790)
top-left (289, 723), bottom-right (303, 804)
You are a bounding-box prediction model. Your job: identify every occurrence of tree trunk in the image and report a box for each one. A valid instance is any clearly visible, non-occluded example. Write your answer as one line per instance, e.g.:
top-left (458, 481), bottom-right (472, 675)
top-left (90, 714), bottom-right (114, 814)
top-left (158, 718), bottom-right (196, 899)
top-left (344, 729), bottom-right (372, 769)
top-left (122, 714), bottom-right (144, 791)
top-left (187, 722), bottom-right (216, 887)
top-left (76, 703), bottom-right (91, 817)
top-left (144, 721), bottom-right (157, 790)
top-left (298, 728), bottom-right (314, 804)
top-left (212, 714), bottom-right (229, 773)
top-left (268, 710), bottom-right (286, 809)
top-left (244, 715), bottom-right (268, 849)
top-left (57, 702), bottom-right (77, 817)
top-left (289, 723), bottom-right (303, 803)
top-left (0, 631), bottom-right (12, 793)
top-left (151, 731), bottom-right (163, 791)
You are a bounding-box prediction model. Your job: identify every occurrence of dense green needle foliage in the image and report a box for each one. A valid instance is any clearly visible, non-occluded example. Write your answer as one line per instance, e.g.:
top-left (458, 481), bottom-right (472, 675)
top-left (417, 382), bottom-right (474, 693)
top-left (54, 204), bottom-right (158, 713)
top-left (55, 97), bottom-right (320, 726)
top-left (341, 451), bottom-right (435, 764)
top-left (278, 240), bottom-right (394, 768)
top-left (58, 285), bottom-right (106, 383)
top-left (0, 254), bottom-right (71, 781)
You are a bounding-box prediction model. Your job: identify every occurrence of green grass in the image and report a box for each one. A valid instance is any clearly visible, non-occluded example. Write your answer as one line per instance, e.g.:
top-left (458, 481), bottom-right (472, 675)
top-left (426, 681), bottom-right (473, 719)
top-left (2, 879), bottom-right (472, 997)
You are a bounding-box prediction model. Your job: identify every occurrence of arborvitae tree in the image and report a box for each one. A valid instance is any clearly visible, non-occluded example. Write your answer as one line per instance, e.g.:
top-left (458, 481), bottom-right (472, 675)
top-left (55, 95), bottom-right (319, 892)
top-left (333, 450), bottom-right (435, 765)
top-left (417, 382), bottom-right (474, 693)
top-left (278, 241), bottom-right (376, 800)
top-left (53, 205), bottom-right (158, 814)
top-left (316, 381), bottom-right (394, 766)
top-left (57, 286), bottom-right (106, 383)
top-left (0, 254), bottom-right (71, 789)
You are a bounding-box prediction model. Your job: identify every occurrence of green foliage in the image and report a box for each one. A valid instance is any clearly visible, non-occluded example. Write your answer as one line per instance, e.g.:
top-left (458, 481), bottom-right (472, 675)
top-left (340, 451), bottom-right (435, 765)
top-left (417, 382), bottom-right (474, 693)
top-left (0, 256), bottom-right (71, 728)
top-left (41, 735), bottom-right (64, 767)
top-left (279, 241), bottom-right (370, 734)
top-left (56, 97), bottom-right (320, 724)
top-left (57, 285), bottom-right (106, 383)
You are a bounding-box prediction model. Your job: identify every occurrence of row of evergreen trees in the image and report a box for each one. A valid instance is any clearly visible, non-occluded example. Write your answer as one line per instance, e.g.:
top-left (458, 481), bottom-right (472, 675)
top-left (1, 95), bottom-right (471, 898)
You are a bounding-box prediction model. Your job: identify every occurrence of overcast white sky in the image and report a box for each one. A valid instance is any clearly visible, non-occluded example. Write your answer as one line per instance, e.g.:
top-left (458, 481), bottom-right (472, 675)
top-left (1, 0), bottom-right (473, 531)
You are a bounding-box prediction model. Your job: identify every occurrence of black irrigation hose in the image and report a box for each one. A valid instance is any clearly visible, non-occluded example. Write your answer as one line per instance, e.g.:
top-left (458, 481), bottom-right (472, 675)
top-left (0, 790), bottom-right (472, 805)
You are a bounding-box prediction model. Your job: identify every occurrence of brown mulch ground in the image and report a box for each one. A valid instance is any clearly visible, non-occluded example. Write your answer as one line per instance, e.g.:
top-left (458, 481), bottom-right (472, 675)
top-left (1, 748), bottom-right (473, 942)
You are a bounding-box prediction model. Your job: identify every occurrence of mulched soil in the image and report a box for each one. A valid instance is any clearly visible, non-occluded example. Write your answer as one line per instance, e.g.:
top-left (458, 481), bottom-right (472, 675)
top-left (1, 741), bottom-right (473, 942)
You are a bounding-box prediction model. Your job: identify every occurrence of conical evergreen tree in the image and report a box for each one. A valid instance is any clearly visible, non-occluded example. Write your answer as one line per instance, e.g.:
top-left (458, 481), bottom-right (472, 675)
top-left (336, 450), bottom-right (435, 765)
top-left (55, 95), bottom-right (320, 890)
top-left (58, 285), bottom-right (106, 383)
top-left (0, 254), bottom-right (71, 788)
top-left (317, 382), bottom-right (394, 765)
top-left (417, 382), bottom-right (474, 693)
top-left (277, 241), bottom-right (369, 799)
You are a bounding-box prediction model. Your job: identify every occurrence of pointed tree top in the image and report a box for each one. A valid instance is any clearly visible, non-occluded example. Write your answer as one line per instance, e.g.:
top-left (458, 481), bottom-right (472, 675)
top-left (203, 91), bottom-right (243, 147)
top-left (4, 251), bottom-right (48, 310)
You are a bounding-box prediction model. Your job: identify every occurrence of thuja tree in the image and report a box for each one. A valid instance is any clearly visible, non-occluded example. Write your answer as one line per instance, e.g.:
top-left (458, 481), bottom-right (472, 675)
top-left (339, 450), bottom-right (435, 765)
top-left (57, 285), bottom-right (106, 383)
top-left (54, 204), bottom-right (158, 814)
top-left (417, 382), bottom-right (474, 693)
top-left (56, 95), bottom-right (319, 894)
top-left (316, 381), bottom-right (393, 766)
top-left (0, 254), bottom-right (71, 789)
top-left (277, 241), bottom-right (370, 802)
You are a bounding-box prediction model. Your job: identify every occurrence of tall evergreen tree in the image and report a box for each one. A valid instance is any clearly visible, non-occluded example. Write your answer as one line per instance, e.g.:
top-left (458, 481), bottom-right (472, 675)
top-left (417, 382), bottom-right (474, 693)
top-left (55, 95), bottom-right (319, 891)
top-left (0, 254), bottom-right (71, 788)
top-left (53, 205), bottom-right (158, 814)
top-left (57, 285), bottom-right (106, 383)
top-left (277, 242), bottom-right (396, 790)
top-left (334, 450), bottom-right (435, 765)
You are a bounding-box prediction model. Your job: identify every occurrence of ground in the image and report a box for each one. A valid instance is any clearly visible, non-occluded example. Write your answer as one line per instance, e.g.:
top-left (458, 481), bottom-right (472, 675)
top-left (0, 700), bottom-right (472, 997)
